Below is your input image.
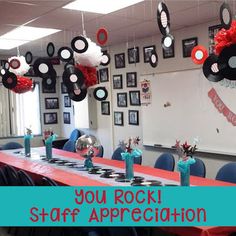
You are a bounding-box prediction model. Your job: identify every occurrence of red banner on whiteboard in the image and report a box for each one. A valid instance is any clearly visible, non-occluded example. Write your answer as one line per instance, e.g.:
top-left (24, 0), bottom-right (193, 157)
top-left (208, 88), bottom-right (236, 126)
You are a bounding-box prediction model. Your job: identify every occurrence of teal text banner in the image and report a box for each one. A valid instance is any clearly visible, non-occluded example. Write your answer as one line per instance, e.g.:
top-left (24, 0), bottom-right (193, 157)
top-left (0, 187), bottom-right (235, 226)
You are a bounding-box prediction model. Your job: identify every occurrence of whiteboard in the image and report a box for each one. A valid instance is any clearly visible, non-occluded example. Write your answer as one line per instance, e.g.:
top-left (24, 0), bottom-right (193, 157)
top-left (141, 68), bottom-right (236, 155)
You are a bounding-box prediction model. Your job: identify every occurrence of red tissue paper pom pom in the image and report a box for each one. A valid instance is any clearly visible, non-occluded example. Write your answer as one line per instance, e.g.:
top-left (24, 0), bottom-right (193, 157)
top-left (75, 64), bottom-right (97, 88)
top-left (11, 76), bottom-right (34, 94)
top-left (215, 20), bottom-right (236, 55)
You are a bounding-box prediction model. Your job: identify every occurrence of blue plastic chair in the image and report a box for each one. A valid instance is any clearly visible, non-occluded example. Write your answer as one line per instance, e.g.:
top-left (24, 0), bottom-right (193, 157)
top-left (112, 147), bottom-right (123, 161)
top-left (1, 142), bottom-right (23, 150)
top-left (63, 140), bottom-right (76, 152)
top-left (0, 168), bottom-right (8, 186)
top-left (112, 147), bottom-right (142, 165)
top-left (18, 170), bottom-right (35, 186)
top-left (96, 145), bottom-right (104, 158)
top-left (69, 129), bottom-right (81, 142)
top-left (215, 162), bottom-right (236, 184)
top-left (154, 153), bottom-right (175, 171)
top-left (190, 157), bottom-right (206, 178)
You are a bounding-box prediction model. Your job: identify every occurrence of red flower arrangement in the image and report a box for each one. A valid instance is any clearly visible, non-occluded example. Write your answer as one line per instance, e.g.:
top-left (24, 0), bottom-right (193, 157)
top-left (214, 20), bottom-right (236, 55)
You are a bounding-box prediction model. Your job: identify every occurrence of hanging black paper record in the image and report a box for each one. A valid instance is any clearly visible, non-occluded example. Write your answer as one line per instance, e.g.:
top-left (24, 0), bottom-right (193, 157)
top-left (33, 58), bottom-right (53, 78)
top-left (220, 2), bottom-right (232, 30)
top-left (157, 2), bottom-right (170, 36)
top-left (203, 55), bottom-right (223, 82)
top-left (62, 65), bottom-right (85, 91)
top-left (25, 51), bottom-right (33, 64)
top-left (58, 47), bottom-right (73, 62)
top-left (161, 34), bottom-right (174, 50)
top-left (68, 88), bottom-right (87, 102)
top-left (47, 42), bottom-right (55, 57)
top-left (100, 51), bottom-right (110, 66)
top-left (9, 58), bottom-right (21, 69)
top-left (2, 72), bottom-right (17, 89)
top-left (42, 69), bottom-right (56, 90)
top-left (149, 50), bottom-right (158, 68)
top-left (71, 36), bottom-right (88, 53)
top-left (218, 44), bottom-right (236, 80)
top-left (93, 87), bottom-right (108, 101)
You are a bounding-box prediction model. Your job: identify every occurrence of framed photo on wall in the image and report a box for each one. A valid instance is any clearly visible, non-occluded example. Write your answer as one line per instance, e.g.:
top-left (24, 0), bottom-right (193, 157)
top-left (128, 47), bottom-right (140, 64)
top-left (129, 90), bottom-right (141, 106)
top-left (63, 112), bottom-right (70, 124)
top-left (44, 112), bottom-right (58, 124)
top-left (114, 111), bottom-right (123, 126)
top-left (114, 53), bottom-right (125, 69)
top-left (113, 74), bottom-right (123, 89)
top-left (64, 96), bottom-right (71, 107)
top-left (45, 98), bottom-right (59, 109)
top-left (61, 82), bottom-right (68, 94)
top-left (182, 37), bottom-right (198, 58)
top-left (208, 24), bottom-right (222, 55)
top-left (101, 101), bottom-right (110, 115)
top-left (117, 93), bottom-right (127, 107)
top-left (163, 41), bottom-right (175, 59)
top-left (128, 110), bottom-right (139, 125)
top-left (126, 72), bottom-right (137, 88)
top-left (99, 68), bottom-right (109, 82)
top-left (143, 45), bottom-right (156, 63)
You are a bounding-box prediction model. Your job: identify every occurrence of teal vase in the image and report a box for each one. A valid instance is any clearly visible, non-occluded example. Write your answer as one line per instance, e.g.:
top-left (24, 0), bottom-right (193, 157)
top-left (180, 165), bottom-right (190, 186)
top-left (125, 154), bottom-right (134, 180)
top-left (46, 142), bottom-right (52, 159)
top-left (24, 136), bottom-right (31, 157)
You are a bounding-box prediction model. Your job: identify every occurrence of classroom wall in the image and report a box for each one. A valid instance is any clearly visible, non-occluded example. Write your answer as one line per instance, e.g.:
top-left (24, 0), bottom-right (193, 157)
top-left (89, 19), bottom-right (236, 179)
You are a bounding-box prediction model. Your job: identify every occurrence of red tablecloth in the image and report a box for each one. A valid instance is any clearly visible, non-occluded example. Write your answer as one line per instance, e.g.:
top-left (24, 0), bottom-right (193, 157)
top-left (0, 148), bottom-right (236, 236)
top-left (0, 148), bottom-right (235, 186)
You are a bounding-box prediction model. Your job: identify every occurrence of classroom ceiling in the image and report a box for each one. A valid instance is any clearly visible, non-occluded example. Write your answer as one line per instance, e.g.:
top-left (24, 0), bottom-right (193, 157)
top-left (0, 0), bottom-right (233, 57)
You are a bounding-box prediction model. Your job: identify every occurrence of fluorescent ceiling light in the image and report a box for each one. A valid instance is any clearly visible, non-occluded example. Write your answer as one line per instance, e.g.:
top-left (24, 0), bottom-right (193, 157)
top-left (0, 26), bottom-right (60, 50)
top-left (63, 0), bottom-right (144, 14)
top-left (0, 39), bottom-right (27, 50)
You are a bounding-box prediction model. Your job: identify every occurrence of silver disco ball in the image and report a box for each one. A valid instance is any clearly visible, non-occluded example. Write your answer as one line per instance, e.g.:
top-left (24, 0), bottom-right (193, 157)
top-left (75, 134), bottom-right (101, 157)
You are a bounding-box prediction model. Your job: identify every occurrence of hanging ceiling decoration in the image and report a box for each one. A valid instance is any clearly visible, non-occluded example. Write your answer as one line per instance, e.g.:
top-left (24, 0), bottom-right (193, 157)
top-left (156, 1), bottom-right (174, 67)
top-left (201, 4), bottom-right (236, 83)
top-left (93, 87), bottom-right (108, 101)
top-left (149, 50), bottom-right (158, 68)
top-left (47, 42), bottom-right (55, 57)
top-left (191, 45), bottom-right (208, 65)
top-left (58, 33), bottom-right (111, 102)
top-left (96, 28), bottom-right (108, 46)
top-left (0, 55), bottom-right (35, 93)
top-left (220, 2), bottom-right (232, 30)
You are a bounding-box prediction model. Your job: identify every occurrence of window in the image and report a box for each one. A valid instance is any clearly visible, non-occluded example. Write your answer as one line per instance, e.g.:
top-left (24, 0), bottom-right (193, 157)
top-left (0, 83), bottom-right (41, 137)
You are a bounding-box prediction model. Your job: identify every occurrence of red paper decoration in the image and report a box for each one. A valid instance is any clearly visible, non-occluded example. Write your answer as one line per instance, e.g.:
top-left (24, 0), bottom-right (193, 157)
top-left (214, 20), bottom-right (236, 55)
top-left (191, 45), bottom-right (208, 64)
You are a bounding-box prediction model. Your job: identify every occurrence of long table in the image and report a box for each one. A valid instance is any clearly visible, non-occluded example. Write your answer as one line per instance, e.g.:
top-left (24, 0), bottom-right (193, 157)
top-left (0, 147), bottom-right (235, 186)
top-left (0, 148), bottom-right (236, 236)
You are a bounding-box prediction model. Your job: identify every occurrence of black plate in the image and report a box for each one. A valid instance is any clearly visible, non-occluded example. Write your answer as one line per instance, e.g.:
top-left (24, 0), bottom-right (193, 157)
top-left (115, 178), bottom-right (131, 183)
